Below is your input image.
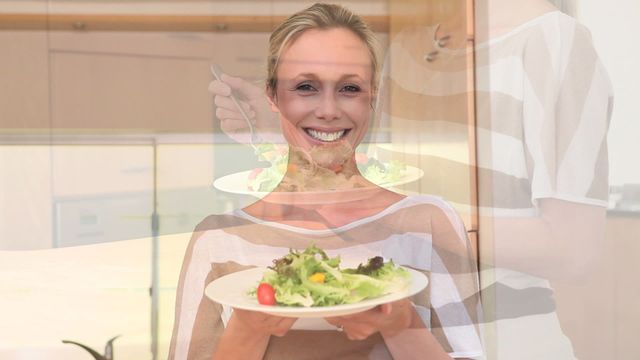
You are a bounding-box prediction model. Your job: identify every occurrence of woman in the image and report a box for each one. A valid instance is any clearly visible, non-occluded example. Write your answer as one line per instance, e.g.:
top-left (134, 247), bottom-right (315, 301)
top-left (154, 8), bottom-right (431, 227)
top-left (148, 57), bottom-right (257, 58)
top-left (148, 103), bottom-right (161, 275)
top-left (381, 1), bottom-right (612, 358)
top-left (169, 4), bottom-right (482, 359)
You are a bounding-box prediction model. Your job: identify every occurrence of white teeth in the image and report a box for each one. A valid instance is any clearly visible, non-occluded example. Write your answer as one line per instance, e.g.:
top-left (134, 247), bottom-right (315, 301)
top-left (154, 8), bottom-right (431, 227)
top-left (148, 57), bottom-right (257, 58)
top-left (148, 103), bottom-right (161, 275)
top-left (306, 129), bottom-right (346, 142)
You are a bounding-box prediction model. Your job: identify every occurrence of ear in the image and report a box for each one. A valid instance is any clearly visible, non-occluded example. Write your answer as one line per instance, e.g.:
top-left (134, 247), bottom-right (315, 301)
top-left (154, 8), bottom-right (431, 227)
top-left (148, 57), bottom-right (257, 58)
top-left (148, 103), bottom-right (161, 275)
top-left (266, 87), bottom-right (280, 114)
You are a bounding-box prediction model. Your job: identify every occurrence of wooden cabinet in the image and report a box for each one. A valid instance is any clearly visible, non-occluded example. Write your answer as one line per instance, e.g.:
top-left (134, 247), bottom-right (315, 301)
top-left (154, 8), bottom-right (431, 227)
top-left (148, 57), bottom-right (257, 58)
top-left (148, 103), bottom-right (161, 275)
top-left (1, 29), bottom-right (270, 133)
top-left (47, 31), bottom-right (268, 133)
top-left (0, 31), bottom-right (50, 130)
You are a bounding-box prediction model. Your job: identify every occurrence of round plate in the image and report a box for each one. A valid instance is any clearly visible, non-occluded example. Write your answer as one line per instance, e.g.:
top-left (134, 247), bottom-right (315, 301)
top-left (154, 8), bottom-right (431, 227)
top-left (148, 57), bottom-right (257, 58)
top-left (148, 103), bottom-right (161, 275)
top-left (204, 267), bottom-right (428, 318)
top-left (212, 166), bottom-right (423, 204)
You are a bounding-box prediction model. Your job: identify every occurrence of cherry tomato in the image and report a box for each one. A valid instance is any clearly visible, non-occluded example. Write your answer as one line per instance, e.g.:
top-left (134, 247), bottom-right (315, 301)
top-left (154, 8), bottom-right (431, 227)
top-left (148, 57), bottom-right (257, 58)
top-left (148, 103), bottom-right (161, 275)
top-left (248, 167), bottom-right (263, 180)
top-left (257, 283), bottom-right (276, 305)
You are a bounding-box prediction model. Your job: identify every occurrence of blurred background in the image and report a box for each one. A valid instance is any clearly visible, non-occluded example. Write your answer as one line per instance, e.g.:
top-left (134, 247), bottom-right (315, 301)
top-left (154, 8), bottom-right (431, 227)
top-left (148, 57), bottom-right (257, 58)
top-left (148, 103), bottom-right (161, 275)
top-left (0, 0), bottom-right (637, 359)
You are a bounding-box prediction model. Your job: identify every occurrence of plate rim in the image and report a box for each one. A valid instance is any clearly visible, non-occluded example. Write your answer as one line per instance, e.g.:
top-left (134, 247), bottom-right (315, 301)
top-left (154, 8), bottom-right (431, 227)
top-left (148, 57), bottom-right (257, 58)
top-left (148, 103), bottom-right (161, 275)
top-left (204, 266), bottom-right (429, 318)
top-left (212, 165), bottom-right (424, 197)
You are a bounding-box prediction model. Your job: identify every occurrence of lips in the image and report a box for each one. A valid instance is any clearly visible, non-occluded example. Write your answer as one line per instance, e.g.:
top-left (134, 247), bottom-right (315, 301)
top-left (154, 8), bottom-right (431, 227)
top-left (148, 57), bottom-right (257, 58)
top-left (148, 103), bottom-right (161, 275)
top-left (304, 128), bottom-right (350, 142)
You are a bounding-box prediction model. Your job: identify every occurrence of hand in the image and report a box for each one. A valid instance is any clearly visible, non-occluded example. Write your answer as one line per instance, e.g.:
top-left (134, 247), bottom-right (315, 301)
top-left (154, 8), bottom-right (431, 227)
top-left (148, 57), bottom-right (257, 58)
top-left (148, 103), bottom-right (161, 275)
top-left (231, 308), bottom-right (297, 337)
top-left (214, 310), bottom-right (297, 360)
top-left (325, 299), bottom-right (414, 341)
top-left (208, 73), bottom-right (279, 144)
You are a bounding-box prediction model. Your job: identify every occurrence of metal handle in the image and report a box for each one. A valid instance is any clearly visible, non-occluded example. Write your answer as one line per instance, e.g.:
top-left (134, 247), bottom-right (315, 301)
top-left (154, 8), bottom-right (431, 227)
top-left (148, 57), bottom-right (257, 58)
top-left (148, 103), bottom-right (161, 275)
top-left (424, 51), bottom-right (439, 62)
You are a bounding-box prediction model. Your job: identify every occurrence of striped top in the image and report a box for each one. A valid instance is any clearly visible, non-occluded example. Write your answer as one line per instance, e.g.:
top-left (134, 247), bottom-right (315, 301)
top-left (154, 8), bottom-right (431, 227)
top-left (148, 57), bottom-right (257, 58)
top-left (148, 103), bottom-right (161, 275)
top-left (168, 195), bottom-right (483, 359)
top-left (378, 11), bottom-right (612, 216)
top-left (375, 12), bottom-right (613, 358)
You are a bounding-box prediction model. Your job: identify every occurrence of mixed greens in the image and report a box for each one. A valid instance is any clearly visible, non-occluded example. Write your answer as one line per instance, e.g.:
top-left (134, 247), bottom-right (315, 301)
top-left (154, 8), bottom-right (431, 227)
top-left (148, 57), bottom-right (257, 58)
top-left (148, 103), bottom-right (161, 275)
top-left (246, 143), bottom-right (408, 192)
top-left (250, 245), bottom-right (410, 307)
top-left (358, 157), bottom-right (407, 187)
top-left (247, 144), bottom-right (288, 192)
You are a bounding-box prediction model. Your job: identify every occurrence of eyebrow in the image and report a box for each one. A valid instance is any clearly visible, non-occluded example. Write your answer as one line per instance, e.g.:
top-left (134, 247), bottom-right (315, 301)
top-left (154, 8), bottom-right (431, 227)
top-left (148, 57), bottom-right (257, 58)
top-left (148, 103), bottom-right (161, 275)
top-left (292, 73), bottom-right (366, 82)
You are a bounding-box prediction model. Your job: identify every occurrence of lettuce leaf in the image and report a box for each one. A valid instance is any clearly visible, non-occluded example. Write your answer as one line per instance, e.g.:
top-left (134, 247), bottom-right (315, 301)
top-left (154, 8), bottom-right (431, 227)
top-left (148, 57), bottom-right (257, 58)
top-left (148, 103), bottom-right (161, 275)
top-left (254, 245), bottom-right (410, 307)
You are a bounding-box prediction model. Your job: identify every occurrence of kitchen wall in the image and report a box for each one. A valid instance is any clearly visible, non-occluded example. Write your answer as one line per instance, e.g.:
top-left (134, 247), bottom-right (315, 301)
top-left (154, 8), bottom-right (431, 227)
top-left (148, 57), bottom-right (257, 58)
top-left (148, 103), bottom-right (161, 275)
top-left (1, 1), bottom-right (638, 359)
top-left (0, 2), bottom-right (390, 359)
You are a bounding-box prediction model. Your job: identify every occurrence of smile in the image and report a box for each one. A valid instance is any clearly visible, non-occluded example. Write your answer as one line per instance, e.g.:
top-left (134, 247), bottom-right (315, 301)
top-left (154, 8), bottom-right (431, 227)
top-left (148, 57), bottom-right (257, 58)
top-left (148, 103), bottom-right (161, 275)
top-left (304, 128), bottom-right (349, 142)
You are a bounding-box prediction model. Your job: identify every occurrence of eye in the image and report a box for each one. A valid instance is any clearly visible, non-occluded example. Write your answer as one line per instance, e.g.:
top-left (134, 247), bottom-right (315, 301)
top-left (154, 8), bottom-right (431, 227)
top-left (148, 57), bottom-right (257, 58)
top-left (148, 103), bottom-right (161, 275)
top-left (295, 83), bottom-right (317, 92)
top-left (340, 84), bottom-right (361, 93)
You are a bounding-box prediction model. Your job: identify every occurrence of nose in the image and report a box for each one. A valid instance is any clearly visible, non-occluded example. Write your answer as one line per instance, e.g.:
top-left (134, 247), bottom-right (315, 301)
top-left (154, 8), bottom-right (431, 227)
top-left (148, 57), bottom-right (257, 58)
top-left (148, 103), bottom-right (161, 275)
top-left (314, 93), bottom-right (341, 121)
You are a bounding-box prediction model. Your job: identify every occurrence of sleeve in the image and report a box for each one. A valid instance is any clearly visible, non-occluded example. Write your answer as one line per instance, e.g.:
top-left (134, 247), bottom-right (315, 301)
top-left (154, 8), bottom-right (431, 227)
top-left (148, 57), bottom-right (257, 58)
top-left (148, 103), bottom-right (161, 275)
top-left (168, 226), bottom-right (225, 360)
top-left (429, 200), bottom-right (484, 359)
top-left (522, 16), bottom-right (613, 208)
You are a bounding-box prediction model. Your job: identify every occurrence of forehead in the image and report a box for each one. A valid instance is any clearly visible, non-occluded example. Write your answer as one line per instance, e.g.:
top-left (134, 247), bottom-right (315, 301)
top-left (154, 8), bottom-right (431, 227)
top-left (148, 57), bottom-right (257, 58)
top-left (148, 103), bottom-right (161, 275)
top-left (278, 28), bottom-right (372, 77)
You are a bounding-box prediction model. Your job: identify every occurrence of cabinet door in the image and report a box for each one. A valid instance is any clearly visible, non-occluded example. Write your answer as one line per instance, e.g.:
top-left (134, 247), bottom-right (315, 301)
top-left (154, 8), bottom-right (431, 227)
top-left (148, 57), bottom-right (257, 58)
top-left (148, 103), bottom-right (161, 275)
top-left (50, 49), bottom-right (213, 132)
top-left (387, 0), bottom-right (477, 249)
top-left (0, 31), bottom-right (50, 130)
top-left (48, 31), bottom-right (269, 133)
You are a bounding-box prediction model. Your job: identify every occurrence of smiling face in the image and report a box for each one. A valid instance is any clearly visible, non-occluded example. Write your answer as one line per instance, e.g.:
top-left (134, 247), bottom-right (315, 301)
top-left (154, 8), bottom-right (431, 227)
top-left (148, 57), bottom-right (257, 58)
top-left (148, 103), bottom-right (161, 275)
top-left (269, 27), bottom-right (374, 169)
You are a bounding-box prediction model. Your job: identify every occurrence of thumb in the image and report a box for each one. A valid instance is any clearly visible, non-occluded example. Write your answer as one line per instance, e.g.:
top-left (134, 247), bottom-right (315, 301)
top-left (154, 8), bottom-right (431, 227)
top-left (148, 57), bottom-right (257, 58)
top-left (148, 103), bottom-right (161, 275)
top-left (221, 73), bottom-right (263, 99)
top-left (380, 303), bottom-right (392, 315)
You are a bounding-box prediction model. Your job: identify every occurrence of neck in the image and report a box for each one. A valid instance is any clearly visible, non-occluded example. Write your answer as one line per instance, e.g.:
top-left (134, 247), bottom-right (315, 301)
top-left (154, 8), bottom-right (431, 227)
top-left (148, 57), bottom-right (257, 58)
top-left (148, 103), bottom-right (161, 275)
top-left (247, 185), bottom-right (403, 230)
top-left (273, 145), bottom-right (369, 194)
top-left (246, 145), bottom-right (405, 228)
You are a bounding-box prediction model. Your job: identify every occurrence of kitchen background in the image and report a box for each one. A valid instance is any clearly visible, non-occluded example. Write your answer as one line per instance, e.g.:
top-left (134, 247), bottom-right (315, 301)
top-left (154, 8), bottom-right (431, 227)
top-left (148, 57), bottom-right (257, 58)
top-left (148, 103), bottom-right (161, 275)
top-left (0, 0), bottom-right (638, 359)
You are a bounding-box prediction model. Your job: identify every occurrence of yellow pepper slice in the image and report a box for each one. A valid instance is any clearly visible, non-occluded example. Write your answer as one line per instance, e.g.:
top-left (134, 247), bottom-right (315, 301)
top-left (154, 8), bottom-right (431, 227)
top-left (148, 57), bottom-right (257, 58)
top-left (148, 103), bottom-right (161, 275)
top-left (309, 272), bottom-right (325, 283)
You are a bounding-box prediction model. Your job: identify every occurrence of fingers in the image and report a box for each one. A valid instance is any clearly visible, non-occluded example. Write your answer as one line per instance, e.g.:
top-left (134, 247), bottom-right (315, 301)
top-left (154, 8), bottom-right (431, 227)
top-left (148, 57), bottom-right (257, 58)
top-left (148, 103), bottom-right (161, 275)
top-left (221, 73), bottom-right (264, 98)
top-left (233, 309), bottom-right (297, 337)
top-left (340, 322), bottom-right (377, 341)
top-left (379, 303), bottom-right (393, 315)
top-left (343, 326), bottom-right (371, 341)
top-left (216, 107), bottom-right (255, 122)
top-left (325, 317), bottom-right (370, 340)
top-left (271, 317), bottom-right (297, 337)
top-left (214, 95), bottom-right (255, 117)
top-left (326, 314), bottom-right (377, 341)
top-left (220, 118), bottom-right (252, 134)
top-left (324, 303), bottom-right (402, 341)
top-left (208, 74), bottom-right (263, 99)
top-left (209, 74), bottom-right (278, 143)
top-left (324, 317), bottom-right (341, 327)
top-left (325, 308), bottom-right (380, 327)
top-left (339, 305), bottom-right (387, 322)
top-left (208, 79), bottom-right (231, 96)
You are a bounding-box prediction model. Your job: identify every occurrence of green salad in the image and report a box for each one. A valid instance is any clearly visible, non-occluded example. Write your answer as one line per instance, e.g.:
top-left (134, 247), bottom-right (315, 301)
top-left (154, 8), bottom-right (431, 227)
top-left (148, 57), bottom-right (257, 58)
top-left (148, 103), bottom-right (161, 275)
top-left (250, 245), bottom-right (410, 307)
top-left (247, 143), bottom-right (407, 192)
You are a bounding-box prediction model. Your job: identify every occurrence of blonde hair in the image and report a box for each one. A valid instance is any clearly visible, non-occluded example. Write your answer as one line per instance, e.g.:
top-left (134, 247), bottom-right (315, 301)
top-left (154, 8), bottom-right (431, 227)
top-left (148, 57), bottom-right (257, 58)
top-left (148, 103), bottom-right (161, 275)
top-left (266, 3), bottom-right (379, 96)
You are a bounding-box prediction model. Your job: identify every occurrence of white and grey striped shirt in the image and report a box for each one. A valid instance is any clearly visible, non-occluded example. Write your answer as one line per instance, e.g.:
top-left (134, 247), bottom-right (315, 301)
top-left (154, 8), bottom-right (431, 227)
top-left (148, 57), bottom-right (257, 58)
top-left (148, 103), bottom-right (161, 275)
top-left (169, 195), bottom-right (483, 359)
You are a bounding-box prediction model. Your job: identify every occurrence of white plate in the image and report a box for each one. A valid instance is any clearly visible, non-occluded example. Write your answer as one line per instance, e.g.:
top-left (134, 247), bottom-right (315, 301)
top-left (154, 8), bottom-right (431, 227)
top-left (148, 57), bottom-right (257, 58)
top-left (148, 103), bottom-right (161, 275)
top-left (212, 165), bottom-right (424, 200)
top-left (204, 267), bottom-right (429, 318)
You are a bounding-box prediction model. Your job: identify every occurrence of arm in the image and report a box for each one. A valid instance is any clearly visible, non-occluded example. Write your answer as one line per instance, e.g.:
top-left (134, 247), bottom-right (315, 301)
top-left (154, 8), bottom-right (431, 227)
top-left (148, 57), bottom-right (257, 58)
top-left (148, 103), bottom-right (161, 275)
top-left (329, 302), bottom-right (454, 359)
top-left (213, 310), bottom-right (296, 360)
top-left (383, 309), bottom-right (468, 360)
top-left (169, 231), bottom-right (221, 360)
top-left (325, 301), bottom-right (473, 360)
top-left (325, 202), bottom-right (483, 359)
top-left (488, 198), bottom-right (606, 280)
top-left (486, 19), bottom-right (611, 281)
top-left (169, 219), bottom-right (297, 360)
